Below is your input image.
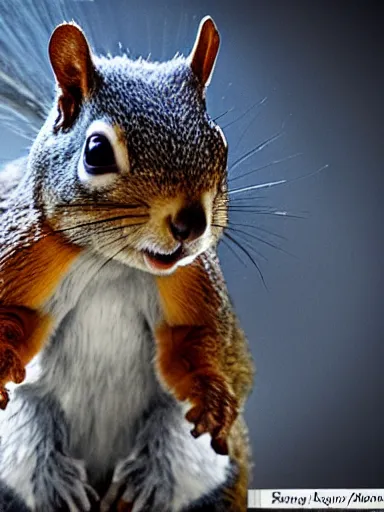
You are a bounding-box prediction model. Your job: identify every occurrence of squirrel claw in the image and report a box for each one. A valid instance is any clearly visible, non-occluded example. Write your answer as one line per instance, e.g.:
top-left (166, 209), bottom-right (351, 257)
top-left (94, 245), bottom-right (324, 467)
top-left (185, 372), bottom-right (239, 455)
top-left (10, 364), bottom-right (26, 384)
top-left (188, 410), bottom-right (214, 438)
top-left (0, 346), bottom-right (25, 382)
top-left (190, 427), bottom-right (202, 439)
top-left (211, 435), bottom-right (229, 456)
top-left (0, 345), bottom-right (26, 409)
top-left (187, 403), bottom-right (233, 455)
top-left (0, 388), bottom-right (9, 410)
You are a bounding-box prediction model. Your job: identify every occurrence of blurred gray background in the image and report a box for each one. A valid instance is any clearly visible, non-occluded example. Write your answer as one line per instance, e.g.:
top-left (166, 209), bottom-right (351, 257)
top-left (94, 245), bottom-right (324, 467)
top-left (1, 0), bottom-right (383, 489)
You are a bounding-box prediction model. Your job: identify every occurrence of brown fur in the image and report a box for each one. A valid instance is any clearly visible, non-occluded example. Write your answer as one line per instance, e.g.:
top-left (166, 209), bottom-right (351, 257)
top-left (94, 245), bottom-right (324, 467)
top-left (0, 219), bottom-right (82, 406)
top-left (156, 251), bottom-right (254, 506)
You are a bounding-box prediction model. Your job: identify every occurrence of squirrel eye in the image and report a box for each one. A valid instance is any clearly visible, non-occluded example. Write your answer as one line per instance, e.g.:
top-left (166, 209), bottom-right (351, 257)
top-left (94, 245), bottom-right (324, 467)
top-left (83, 134), bottom-right (118, 174)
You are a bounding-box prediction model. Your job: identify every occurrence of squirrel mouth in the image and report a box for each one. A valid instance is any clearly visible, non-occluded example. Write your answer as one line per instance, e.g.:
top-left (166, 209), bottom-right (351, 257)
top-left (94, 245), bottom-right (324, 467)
top-left (143, 246), bottom-right (184, 271)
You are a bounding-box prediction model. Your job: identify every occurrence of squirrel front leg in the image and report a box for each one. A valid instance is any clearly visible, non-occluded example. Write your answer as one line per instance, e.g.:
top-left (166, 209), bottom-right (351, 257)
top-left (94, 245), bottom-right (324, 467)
top-left (0, 225), bottom-right (81, 407)
top-left (155, 322), bottom-right (238, 455)
top-left (155, 250), bottom-right (254, 455)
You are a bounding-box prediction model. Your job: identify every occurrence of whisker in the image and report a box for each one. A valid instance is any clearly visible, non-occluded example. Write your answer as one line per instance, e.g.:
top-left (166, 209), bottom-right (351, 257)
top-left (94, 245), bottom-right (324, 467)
top-left (222, 97), bottom-right (267, 130)
top-left (228, 209), bottom-right (304, 219)
top-left (91, 231), bottom-right (128, 253)
top-left (225, 230), bottom-right (268, 262)
top-left (55, 202), bottom-right (147, 210)
top-left (228, 130), bottom-right (283, 174)
top-left (101, 239), bottom-right (135, 268)
top-left (224, 225), bottom-right (294, 257)
top-left (213, 108), bottom-right (234, 122)
top-left (227, 221), bottom-right (287, 241)
top-left (85, 237), bottom-right (135, 284)
top-left (223, 231), bottom-right (267, 289)
top-left (53, 214), bottom-right (149, 235)
top-left (228, 153), bottom-right (303, 183)
top-left (215, 222), bottom-right (288, 257)
top-left (227, 196), bottom-right (267, 203)
top-left (214, 222), bottom-right (268, 260)
top-left (229, 179), bottom-right (287, 195)
top-left (223, 235), bottom-right (268, 273)
top-left (219, 237), bottom-right (244, 267)
top-left (217, 204), bottom-right (280, 211)
top-left (215, 205), bottom-right (305, 218)
top-left (228, 163), bottom-right (329, 196)
top-left (233, 111), bottom-right (262, 154)
top-left (69, 222), bottom-right (146, 245)
top-left (291, 163), bottom-right (330, 182)
top-left (6, 201), bottom-right (149, 213)
top-left (225, 192), bottom-right (263, 200)
top-left (48, 228), bottom-right (137, 296)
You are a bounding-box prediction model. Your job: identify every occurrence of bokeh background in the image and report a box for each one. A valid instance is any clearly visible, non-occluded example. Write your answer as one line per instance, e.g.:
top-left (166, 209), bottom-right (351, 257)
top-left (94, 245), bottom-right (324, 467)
top-left (1, 0), bottom-right (383, 489)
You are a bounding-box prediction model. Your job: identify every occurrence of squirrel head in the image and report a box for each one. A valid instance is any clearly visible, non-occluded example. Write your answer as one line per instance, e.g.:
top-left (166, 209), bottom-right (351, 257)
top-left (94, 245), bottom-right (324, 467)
top-left (29, 17), bottom-right (228, 275)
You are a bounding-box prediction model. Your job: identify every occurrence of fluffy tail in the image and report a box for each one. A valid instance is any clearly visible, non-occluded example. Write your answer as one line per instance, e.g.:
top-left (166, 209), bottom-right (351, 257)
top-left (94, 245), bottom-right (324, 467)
top-left (0, 71), bottom-right (50, 141)
top-left (0, 2), bottom-right (56, 141)
top-left (0, 0), bottom-right (97, 143)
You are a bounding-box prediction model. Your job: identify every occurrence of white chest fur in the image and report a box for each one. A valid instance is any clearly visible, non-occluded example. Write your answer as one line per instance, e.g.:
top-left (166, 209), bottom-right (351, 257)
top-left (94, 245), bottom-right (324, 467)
top-left (41, 254), bottom-right (162, 478)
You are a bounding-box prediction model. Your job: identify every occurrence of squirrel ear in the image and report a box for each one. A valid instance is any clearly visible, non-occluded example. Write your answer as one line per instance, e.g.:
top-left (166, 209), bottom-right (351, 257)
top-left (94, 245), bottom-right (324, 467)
top-left (49, 22), bottom-right (96, 132)
top-left (189, 16), bottom-right (220, 87)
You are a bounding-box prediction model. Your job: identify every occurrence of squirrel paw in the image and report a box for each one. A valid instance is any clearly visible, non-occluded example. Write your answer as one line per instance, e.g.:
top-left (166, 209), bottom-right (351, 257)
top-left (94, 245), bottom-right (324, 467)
top-left (0, 345), bottom-right (26, 383)
top-left (100, 452), bottom-right (173, 512)
top-left (35, 455), bottom-right (98, 511)
top-left (0, 387), bottom-right (9, 410)
top-left (0, 345), bottom-right (26, 409)
top-left (185, 371), bottom-right (239, 455)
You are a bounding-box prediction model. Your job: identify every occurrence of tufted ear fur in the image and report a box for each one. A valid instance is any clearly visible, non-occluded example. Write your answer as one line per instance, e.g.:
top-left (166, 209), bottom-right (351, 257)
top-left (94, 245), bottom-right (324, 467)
top-left (49, 22), bottom-right (96, 132)
top-left (189, 16), bottom-right (220, 87)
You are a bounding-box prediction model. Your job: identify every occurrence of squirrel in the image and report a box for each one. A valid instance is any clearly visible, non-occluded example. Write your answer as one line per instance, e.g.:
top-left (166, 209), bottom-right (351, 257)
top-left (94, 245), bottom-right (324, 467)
top-left (0, 15), bottom-right (254, 512)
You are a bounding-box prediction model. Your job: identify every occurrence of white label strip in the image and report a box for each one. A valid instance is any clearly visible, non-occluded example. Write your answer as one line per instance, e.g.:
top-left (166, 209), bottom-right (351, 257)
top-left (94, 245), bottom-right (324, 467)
top-left (248, 489), bottom-right (384, 509)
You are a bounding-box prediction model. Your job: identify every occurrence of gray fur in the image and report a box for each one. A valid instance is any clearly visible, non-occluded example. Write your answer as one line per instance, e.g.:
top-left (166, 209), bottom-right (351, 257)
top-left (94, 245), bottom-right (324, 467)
top-left (0, 158), bottom-right (26, 210)
top-left (0, 479), bottom-right (31, 512)
top-left (0, 252), bottom-right (232, 511)
top-left (0, 385), bottom-right (95, 511)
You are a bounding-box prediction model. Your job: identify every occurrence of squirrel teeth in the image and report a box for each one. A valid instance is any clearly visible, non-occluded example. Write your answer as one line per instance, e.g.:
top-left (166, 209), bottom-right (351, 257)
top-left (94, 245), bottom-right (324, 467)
top-left (143, 246), bottom-right (184, 271)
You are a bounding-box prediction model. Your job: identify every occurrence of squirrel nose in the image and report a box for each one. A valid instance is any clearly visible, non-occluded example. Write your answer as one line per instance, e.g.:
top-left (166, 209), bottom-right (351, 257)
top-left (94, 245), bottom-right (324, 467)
top-left (169, 204), bottom-right (207, 242)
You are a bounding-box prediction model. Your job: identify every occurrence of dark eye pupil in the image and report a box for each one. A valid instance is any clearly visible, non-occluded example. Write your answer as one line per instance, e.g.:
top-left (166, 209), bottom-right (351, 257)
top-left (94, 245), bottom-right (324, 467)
top-left (84, 134), bottom-right (117, 174)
